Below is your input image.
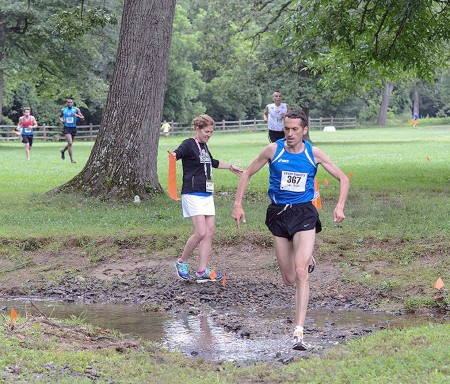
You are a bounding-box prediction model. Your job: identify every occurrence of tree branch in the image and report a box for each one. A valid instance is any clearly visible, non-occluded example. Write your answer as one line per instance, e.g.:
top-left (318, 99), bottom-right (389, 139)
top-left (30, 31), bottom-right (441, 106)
top-left (258, 0), bottom-right (294, 34)
top-left (7, 16), bottom-right (29, 34)
top-left (373, 8), bottom-right (390, 56)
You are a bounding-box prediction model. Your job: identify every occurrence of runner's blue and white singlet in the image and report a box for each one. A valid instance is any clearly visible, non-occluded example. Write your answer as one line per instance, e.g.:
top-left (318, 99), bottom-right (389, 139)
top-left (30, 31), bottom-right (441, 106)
top-left (268, 139), bottom-right (317, 204)
top-left (62, 107), bottom-right (78, 127)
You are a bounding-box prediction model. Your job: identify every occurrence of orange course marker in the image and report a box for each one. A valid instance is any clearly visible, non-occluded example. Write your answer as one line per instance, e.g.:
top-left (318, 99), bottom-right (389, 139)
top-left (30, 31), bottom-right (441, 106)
top-left (426, 156), bottom-right (431, 162)
top-left (311, 177), bottom-right (322, 210)
top-left (222, 274), bottom-right (227, 287)
top-left (348, 171), bottom-right (353, 179)
top-left (434, 277), bottom-right (445, 290)
top-left (323, 178), bottom-right (329, 186)
top-left (9, 308), bottom-right (19, 328)
top-left (209, 270), bottom-right (218, 279)
top-left (167, 152), bottom-right (180, 201)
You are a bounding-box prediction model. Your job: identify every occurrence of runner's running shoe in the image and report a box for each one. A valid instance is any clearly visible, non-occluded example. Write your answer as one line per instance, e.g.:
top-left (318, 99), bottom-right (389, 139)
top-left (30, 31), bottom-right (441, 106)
top-left (60, 149), bottom-right (65, 160)
top-left (308, 255), bottom-right (316, 273)
top-left (292, 327), bottom-right (308, 351)
top-left (174, 261), bottom-right (190, 280)
top-left (195, 268), bottom-right (223, 283)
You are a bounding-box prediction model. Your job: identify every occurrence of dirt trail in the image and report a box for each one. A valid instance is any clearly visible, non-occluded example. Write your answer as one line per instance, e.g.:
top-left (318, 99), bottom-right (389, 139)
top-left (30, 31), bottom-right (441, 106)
top-left (0, 241), bottom-right (444, 363)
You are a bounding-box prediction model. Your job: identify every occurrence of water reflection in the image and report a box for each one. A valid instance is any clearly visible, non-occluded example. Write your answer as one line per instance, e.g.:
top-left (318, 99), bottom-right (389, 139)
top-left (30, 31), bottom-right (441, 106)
top-left (0, 298), bottom-right (445, 362)
top-left (0, 298), bottom-right (169, 341)
top-left (161, 312), bottom-right (287, 361)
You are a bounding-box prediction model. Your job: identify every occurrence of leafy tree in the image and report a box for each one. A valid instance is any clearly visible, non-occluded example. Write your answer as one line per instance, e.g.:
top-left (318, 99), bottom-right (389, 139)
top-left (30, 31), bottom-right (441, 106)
top-left (0, 0), bottom-right (119, 124)
top-left (162, 5), bottom-right (205, 123)
top-left (278, 0), bottom-right (450, 90)
top-left (435, 69), bottom-right (450, 117)
top-left (53, 0), bottom-right (177, 199)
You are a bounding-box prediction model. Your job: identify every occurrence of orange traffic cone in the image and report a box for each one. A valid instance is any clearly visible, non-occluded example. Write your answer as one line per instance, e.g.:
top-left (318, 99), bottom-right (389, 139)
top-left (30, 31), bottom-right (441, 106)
top-left (312, 178), bottom-right (322, 210)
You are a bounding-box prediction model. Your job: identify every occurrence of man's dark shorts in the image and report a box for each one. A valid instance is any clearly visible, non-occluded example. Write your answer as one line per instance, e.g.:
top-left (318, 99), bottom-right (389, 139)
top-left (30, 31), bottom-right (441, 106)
top-left (63, 126), bottom-right (77, 136)
top-left (268, 130), bottom-right (285, 143)
top-left (21, 135), bottom-right (33, 146)
top-left (265, 202), bottom-right (322, 240)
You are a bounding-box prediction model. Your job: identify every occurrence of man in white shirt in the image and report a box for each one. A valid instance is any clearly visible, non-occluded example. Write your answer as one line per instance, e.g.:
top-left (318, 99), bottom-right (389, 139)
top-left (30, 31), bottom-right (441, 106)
top-left (263, 90), bottom-right (291, 142)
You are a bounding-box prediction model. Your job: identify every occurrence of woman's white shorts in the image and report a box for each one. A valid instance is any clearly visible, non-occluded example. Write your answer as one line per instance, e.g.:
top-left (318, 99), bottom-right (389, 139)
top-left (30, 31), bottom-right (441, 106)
top-left (182, 194), bottom-right (215, 218)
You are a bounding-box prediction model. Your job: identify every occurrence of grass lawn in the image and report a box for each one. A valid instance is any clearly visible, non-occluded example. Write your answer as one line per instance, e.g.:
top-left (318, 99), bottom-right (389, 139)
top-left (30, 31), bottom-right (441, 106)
top-left (0, 126), bottom-right (449, 382)
top-left (1, 126), bottom-right (449, 239)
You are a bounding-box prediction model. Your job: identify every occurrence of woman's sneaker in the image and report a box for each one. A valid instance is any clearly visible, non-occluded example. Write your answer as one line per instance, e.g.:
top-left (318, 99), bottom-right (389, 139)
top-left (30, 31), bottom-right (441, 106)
top-left (292, 327), bottom-right (308, 351)
top-left (174, 261), bottom-right (190, 280)
top-left (195, 268), bottom-right (223, 283)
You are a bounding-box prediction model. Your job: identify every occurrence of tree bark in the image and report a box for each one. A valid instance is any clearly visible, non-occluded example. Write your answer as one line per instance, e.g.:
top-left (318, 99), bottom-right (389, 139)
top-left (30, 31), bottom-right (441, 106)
top-left (0, 12), bottom-right (5, 116)
top-left (51, 0), bottom-right (176, 200)
top-left (377, 82), bottom-right (394, 126)
top-left (413, 84), bottom-right (419, 117)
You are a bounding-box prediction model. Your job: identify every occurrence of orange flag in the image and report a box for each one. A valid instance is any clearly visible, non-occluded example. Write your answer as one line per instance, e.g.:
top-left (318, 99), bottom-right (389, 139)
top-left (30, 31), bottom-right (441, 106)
top-left (167, 152), bottom-right (180, 201)
top-left (9, 308), bottom-right (19, 328)
top-left (434, 277), bottom-right (445, 290)
top-left (323, 178), bottom-right (329, 186)
top-left (348, 171), bottom-right (353, 179)
top-left (312, 177), bottom-right (322, 210)
top-left (426, 156), bottom-right (431, 162)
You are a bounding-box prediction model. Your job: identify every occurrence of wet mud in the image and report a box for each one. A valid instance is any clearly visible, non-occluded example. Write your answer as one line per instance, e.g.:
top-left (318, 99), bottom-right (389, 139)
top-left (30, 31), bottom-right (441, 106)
top-left (0, 243), bottom-right (446, 364)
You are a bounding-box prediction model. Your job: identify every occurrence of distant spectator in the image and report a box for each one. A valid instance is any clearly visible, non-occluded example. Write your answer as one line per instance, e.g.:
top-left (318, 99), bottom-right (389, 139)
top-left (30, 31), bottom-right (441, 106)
top-left (162, 120), bottom-right (171, 137)
top-left (413, 112), bottom-right (419, 127)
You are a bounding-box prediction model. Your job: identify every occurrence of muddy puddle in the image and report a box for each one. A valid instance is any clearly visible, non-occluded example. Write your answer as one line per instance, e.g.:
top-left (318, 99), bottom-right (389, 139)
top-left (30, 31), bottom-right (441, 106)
top-left (0, 298), bottom-right (446, 363)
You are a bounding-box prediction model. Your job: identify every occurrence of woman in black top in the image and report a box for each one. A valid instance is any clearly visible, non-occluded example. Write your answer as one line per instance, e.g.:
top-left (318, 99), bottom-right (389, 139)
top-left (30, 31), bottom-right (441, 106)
top-left (170, 115), bottom-right (242, 282)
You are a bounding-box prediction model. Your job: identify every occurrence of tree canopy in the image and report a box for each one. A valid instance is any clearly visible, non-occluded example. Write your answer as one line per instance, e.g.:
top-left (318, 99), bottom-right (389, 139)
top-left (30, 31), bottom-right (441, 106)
top-left (276, 0), bottom-right (450, 91)
top-left (2, 0), bottom-right (450, 127)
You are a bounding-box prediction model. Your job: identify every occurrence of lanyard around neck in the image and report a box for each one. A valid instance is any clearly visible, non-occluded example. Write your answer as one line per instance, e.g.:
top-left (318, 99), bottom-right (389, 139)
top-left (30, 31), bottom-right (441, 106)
top-left (194, 137), bottom-right (212, 180)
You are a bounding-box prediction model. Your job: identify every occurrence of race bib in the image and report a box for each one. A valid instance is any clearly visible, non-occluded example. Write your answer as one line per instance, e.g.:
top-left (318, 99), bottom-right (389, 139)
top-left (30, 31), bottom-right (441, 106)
top-left (24, 128), bottom-right (32, 133)
top-left (66, 117), bottom-right (74, 124)
top-left (280, 171), bottom-right (307, 192)
top-left (206, 180), bottom-right (214, 193)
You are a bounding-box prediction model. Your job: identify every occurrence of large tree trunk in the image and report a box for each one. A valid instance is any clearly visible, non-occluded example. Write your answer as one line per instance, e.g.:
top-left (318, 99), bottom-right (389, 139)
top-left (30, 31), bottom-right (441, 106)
top-left (0, 69), bottom-right (3, 118)
top-left (0, 12), bottom-right (5, 117)
top-left (377, 82), bottom-right (394, 126)
top-left (413, 84), bottom-right (419, 117)
top-left (52, 0), bottom-right (176, 200)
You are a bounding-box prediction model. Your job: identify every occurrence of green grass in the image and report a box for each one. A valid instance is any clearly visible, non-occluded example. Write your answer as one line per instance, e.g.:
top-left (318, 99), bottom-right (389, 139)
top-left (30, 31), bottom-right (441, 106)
top-left (1, 127), bottom-right (449, 239)
top-left (1, 128), bottom-right (449, 301)
top-left (0, 127), bottom-right (449, 382)
top-left (0, 318), bottom-right (448, 383)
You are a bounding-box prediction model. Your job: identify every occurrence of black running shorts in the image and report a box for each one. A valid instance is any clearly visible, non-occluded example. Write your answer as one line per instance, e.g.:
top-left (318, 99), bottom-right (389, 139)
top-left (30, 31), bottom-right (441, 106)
top-left (63, 126), bottom-right (77, 136)
top-left (268, 130), bottom-right (285, 143)
top-left (21, 135), bottom-right (33, 146)
top-left (265, 202), bottom-right (322, 240)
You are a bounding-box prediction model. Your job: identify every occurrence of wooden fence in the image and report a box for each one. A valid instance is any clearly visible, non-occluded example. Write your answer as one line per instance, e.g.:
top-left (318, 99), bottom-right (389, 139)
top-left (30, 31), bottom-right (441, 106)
top-left (308, 117), bottom-right (357, 130)
top-left (0, 117), bottom-right (357, 141)
top-left (0, 124), bottom-right (99, 142)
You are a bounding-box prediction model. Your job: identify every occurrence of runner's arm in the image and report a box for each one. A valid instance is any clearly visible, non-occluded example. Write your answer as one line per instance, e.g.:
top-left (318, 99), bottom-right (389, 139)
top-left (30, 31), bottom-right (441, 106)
top-left (76, 108), bottom-right (84, 120)
top-left (313, 147), bottom-right (349, 223)
top-left (232, 144), bottom-right (275, 229)
top-left (16, 117), bottom-right (22, 131)
top-left (217, 161), bottom-right (243, 175)
top-left (263, 105), bottom-right (269, 122)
